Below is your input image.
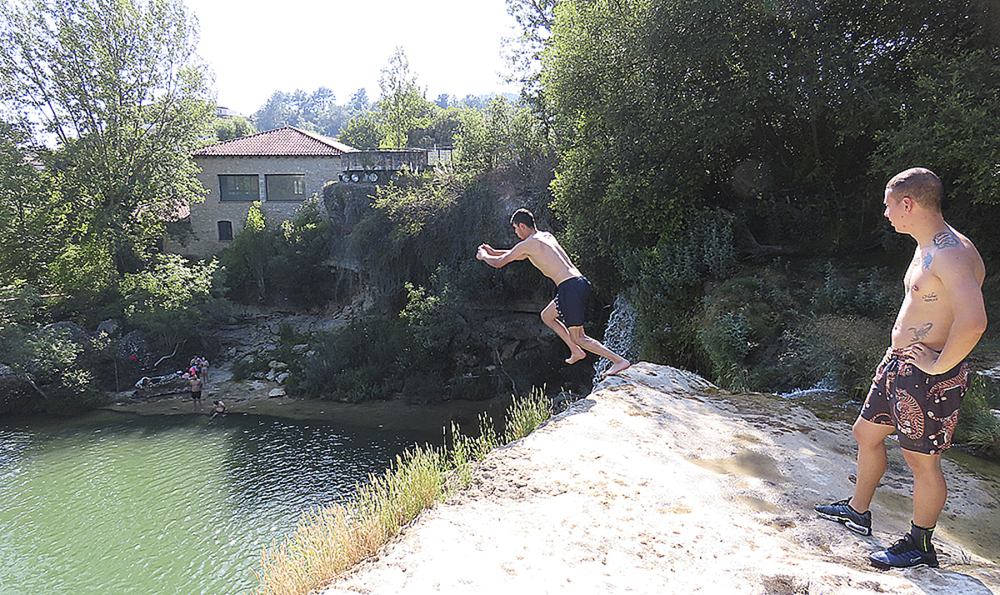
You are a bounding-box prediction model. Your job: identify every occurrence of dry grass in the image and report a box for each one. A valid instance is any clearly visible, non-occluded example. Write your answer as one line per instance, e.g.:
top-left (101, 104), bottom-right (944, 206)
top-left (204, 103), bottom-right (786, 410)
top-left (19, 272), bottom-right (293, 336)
top-left (249, 389), bottom-right (551, 595)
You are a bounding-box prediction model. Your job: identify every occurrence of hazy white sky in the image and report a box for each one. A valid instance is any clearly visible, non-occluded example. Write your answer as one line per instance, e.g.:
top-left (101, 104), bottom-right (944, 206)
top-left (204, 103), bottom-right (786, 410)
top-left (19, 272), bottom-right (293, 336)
top-left (183, 0), bottom-right (521, 116)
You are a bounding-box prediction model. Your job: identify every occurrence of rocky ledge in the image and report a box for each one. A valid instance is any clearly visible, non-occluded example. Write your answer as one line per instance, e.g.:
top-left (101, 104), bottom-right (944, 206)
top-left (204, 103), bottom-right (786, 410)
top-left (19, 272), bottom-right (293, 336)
top-left (323, 362), bottom-right (1000, 594)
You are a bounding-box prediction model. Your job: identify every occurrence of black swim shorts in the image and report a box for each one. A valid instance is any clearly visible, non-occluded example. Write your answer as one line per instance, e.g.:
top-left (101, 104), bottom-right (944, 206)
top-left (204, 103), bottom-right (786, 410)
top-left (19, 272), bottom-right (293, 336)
top-left (555, 276), bottom-right (591, 328)
top-left (860, 347), bottom-right (969, 455)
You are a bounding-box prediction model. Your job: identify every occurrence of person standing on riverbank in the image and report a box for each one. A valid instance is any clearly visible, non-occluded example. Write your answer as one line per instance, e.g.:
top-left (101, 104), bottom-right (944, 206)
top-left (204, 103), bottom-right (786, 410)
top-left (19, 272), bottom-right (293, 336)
top-left (476, 208), bottom-right (630, 378)
top-left (815, 167), bottom-right (987, 569)
top-left (190, 371), bottom-right (203, 409)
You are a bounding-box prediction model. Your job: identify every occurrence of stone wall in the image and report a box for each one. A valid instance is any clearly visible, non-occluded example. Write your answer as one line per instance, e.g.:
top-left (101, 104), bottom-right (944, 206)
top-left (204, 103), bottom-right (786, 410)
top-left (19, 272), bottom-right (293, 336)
top-left (167, 154), bottom-right (344, 257)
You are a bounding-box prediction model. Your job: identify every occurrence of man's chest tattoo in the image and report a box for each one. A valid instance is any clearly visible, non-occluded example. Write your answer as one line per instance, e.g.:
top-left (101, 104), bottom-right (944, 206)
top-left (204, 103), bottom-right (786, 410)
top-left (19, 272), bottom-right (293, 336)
top-left (922, 292), bottom-right (939, 303)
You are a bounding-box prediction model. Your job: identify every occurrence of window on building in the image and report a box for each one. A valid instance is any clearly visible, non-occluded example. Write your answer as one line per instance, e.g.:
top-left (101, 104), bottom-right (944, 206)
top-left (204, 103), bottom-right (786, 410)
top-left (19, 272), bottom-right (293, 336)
top-left (218, 220), bottom-right (234, 241)
top-left (219, 175), bottom-right (259, 201)
top-left (265, 174), bottom-right (306, 201)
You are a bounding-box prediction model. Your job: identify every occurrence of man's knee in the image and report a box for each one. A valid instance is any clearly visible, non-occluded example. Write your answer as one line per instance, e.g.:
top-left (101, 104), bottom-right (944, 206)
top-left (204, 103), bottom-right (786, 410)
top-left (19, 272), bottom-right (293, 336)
top-left (853, 417), bottom-right (894, 448)
top-left (902, 449), bottom-right (943, 476)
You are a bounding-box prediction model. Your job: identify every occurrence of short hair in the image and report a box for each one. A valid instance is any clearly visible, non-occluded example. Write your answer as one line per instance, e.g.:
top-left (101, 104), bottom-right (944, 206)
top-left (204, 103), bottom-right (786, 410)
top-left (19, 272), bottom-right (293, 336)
top-left (886, 167), bottom-right (943, 211)
top-left (510, 208), bottom-right (536, 229)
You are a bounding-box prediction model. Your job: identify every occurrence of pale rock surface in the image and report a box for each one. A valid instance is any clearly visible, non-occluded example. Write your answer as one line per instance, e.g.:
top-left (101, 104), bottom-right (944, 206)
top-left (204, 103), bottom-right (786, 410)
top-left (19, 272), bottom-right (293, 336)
top-left (322, 362), bottom-right (1000, 594)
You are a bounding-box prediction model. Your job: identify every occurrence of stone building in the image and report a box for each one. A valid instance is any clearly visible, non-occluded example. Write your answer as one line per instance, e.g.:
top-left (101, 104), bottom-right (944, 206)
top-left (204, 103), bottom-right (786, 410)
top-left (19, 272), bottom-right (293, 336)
top-left (166, 126), bottom-right (355, 257)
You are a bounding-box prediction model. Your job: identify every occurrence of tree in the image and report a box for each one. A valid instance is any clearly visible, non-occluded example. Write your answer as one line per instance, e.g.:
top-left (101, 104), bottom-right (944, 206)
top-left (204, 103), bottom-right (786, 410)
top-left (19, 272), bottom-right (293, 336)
top-left (213, 116), bottom-right (256, 142)
top-left (0, 120), bottom-right (66, 287)
top-left (376, 47), bottom-right (431, 148)
top-left (339, 111), bottom-right (382, 149)
top-left (253, 90), bottom-right (300, 131)
top-left (538, 0), bottom-right (1000, 288)
top-left (503, 0), bottom-right (557, 116)
top-left (0, 0), bottom-right (214, 286)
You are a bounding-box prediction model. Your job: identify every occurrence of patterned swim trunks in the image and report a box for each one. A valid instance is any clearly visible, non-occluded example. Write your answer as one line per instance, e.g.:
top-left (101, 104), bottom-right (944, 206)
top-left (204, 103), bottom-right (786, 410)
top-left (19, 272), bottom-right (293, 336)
top-left (554, 276), bottom-right (591, 328)
top-left (860, 347), bottom-right (969, 455)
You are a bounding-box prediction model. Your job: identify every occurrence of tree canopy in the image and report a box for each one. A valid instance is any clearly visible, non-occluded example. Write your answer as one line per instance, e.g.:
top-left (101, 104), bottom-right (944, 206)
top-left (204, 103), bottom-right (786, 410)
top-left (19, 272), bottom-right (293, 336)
top-left (538, 0), bottom-right (1000, 287)
top-left (0, 0), bottom-right (214, 289)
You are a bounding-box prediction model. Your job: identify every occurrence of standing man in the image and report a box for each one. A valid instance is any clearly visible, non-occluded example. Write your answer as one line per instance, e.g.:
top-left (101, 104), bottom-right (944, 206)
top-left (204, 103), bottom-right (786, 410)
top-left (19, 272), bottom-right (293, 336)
top-left (190, 371), bottom-right (203, 410)
top-left (815, 168), bottom-right (987, 569)
top-left (476, 208), bottom-right (631, 378)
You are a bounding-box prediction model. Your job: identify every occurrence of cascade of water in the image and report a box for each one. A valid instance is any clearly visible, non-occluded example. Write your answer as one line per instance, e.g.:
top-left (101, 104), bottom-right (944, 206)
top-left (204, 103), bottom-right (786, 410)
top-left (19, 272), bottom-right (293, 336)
top-left (593, 294), bottom-right (640, 384)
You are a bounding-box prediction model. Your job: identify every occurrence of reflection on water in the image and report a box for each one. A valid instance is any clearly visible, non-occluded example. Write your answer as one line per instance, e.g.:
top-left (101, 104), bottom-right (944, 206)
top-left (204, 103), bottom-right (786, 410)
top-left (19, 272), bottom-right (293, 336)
top-left (0, 410), bottom-right (437, 595)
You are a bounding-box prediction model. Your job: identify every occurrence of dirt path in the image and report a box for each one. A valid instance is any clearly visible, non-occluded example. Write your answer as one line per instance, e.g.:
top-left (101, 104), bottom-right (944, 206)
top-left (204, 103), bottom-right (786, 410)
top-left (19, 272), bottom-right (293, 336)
top-left (322, 362), bottom-right (1000, 594)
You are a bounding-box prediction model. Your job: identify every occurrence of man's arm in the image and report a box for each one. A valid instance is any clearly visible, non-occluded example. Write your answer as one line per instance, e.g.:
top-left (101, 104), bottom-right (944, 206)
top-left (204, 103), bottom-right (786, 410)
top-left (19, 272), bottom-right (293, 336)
top-left (477, 240), bottom-right (532, 269)
top-left (910, 251), bottom-right (987, 374)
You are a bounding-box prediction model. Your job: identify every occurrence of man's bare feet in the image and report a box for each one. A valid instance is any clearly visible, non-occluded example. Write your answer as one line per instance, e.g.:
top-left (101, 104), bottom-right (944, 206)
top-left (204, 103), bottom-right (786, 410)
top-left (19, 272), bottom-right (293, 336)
top-left (601, 360), bottom-right (631, 378)
top-left (565, 347), bottom-right (587, 365)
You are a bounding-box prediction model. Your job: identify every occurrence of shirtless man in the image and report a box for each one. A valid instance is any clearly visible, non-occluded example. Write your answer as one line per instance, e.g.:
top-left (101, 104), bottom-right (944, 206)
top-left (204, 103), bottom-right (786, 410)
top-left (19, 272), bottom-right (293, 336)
top-left (476, 208), bottom-right (631, 378)
top-left (815, 168), bottom-right (987, 569)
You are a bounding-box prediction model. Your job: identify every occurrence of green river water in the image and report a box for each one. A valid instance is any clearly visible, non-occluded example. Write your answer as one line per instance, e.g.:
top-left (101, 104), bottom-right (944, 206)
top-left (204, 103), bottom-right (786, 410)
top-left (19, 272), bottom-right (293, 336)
top-left (0, 409), bottom-right (439, 595)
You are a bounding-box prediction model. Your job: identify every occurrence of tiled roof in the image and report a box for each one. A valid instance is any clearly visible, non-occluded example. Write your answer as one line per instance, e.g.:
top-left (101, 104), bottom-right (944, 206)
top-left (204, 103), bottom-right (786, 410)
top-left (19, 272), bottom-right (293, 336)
top-left (193, 126), bottom-right (355, 157)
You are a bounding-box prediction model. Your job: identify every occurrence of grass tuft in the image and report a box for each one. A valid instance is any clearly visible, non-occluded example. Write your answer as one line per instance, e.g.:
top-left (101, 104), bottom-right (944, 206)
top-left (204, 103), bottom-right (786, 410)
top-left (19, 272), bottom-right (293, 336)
top-left (249, 388), bottom-right (551, 595)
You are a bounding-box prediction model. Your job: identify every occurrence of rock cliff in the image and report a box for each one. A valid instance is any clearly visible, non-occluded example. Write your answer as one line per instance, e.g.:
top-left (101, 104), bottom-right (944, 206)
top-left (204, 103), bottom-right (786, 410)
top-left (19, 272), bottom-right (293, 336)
top-left (323, 362), bottom-right (1000, 594)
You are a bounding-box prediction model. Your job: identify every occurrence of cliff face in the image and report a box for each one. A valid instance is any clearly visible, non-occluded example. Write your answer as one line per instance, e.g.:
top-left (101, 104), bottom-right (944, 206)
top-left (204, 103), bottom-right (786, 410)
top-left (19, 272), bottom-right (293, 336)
top-left (323, 362), bottom-right (1000, 594)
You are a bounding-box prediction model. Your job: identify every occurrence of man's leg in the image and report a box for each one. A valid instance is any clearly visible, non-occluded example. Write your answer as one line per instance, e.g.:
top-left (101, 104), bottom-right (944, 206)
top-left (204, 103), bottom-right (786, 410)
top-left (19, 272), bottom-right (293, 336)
top-left (901, 450), bottom-right (947, 529)
top-left (567, 326), bottom-right (630, 376)
top-left (541, 301), bottom-right (586, 363)
top-left (850, 417), bottom-right (897, 513)
top-left (867, 449), bottom-right (944, 569)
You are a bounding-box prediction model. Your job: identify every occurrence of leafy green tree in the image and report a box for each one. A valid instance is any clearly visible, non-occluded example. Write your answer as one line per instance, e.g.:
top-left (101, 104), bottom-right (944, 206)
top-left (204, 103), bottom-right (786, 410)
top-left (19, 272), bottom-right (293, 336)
top-left (252, 87), bottom-right (356, 138)
top-left (253, 90), bottom-right (301, 131)
top-left (503, 0), bottom-right (556, 116)
top-left (455, 96), bottom-right (551, 175)
top-left (217, 199), bottom-right (333, 306)
top-left (340, 111), bottom-right (383, 149)
top-left (213, 116), bottom-right (257, 142)
top-left (0, 121), bottom-right (67, 287)
top-left (120, 253), bottom-right (218, 353)
top-left (538, 0), bottom-right (1000, 290)
top-left (376, 47), bottom-right (432, 148)
top-left (222, 201), bottom-right (271, 302)
top-left (0, 0), bottom-right (214, 287)
top-left (348, 88), bottom-right (370, 113)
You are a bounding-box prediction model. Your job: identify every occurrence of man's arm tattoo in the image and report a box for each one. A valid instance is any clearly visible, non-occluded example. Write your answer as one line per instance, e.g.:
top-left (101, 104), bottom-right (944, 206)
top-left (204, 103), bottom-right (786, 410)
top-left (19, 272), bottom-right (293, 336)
top-left (909, 322), bottom-right (933, 342)
top-left (933, 232), bottom-right (960, 249)
top-left (922, 252), bottom-right (933, 270)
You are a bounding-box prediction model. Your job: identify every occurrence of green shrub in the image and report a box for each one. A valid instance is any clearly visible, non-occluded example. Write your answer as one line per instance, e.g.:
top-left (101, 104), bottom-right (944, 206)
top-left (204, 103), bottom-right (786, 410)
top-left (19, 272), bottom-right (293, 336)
top-left (119, 253), bottom-right (218, 354)
top-left (955, 373), bottom-right (1000, 458)
top-left (294, 317), bottom-right (411, 402)
top-left (219, 199), bottom-right (334, 307)
top-left (697, 276), bottom-right (796, 391)
top-left (763, 314), bottom-right (887, 398)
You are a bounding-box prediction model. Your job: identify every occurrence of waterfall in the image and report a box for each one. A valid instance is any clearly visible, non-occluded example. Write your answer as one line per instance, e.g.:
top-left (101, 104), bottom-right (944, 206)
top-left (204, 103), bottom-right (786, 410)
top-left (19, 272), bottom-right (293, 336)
top-left (593, 294), bottom-right (640, 384)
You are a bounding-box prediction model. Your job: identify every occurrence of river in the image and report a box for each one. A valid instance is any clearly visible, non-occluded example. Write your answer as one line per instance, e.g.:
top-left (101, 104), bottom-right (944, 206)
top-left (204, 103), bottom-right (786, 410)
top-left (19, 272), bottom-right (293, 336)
top-left (0, 409), bottom-right (443, 595)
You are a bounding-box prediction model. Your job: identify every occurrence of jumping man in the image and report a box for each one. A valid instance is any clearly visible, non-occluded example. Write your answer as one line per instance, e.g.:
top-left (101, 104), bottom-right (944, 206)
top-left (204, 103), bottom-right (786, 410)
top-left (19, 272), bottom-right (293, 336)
top-left (815, 168), bottom-right (987, 569)
top-left (476, 208), bottom-right (631, 378)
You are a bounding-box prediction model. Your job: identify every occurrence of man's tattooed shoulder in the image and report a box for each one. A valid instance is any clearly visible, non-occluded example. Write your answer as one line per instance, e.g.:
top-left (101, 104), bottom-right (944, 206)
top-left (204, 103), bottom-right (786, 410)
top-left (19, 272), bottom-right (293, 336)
top-left (933, 231), bottom-right (961, 249)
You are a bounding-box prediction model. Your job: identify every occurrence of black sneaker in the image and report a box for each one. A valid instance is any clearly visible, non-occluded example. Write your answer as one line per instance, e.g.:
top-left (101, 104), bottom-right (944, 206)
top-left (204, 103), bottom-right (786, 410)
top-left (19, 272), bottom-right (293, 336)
top-left (869, 534), bottom-right (939, 569)
top-left (814, 498), bottom-right (872, 536)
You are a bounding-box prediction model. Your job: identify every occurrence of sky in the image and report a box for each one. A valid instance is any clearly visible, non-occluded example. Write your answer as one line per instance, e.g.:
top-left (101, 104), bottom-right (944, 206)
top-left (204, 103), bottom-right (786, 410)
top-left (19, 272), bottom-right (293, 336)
top-left (183, 0), bottom-right (521, 117)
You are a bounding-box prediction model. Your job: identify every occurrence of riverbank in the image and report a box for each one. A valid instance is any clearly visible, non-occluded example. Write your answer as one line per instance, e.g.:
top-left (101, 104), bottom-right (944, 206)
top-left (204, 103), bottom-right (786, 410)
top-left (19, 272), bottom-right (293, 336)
top-left (101, 364), bottom-right (503, 434)
top-left (321, 362), bottom-right (1000, 594)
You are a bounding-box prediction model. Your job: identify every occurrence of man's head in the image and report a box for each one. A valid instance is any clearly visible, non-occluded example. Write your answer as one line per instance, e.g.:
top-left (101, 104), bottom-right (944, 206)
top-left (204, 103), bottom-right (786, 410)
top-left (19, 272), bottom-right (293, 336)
top-left (510, 208), bottom-right (536, 240)
top-left (885, 168), bottom-right (944, 212)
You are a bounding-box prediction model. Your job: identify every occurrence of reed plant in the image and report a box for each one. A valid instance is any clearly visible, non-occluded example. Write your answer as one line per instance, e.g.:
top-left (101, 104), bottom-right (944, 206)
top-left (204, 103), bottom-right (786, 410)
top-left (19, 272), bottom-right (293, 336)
top-left (249, 388), bottom-right (551, 595)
